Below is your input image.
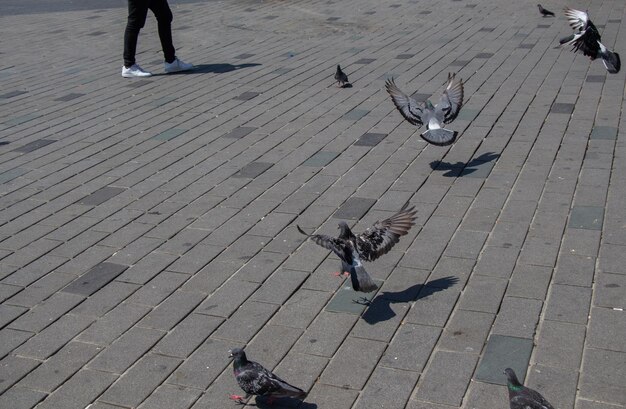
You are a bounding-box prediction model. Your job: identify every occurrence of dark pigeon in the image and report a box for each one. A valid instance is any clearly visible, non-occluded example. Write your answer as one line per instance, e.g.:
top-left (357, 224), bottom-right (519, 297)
top-left (559, 7), bottom-right (620, 73)
top-left (228, 348), bottom-right (307, 404)
top-left (505, 368), bottom-right (555, 409)
top-left (537, 4), bottom-right (555, 17)
top-left (335, 64), bottom-right (350, 87)
top-left (297, 203), bottom-right (417, 293)
top-left (386, 73), bottom-right (464, 146)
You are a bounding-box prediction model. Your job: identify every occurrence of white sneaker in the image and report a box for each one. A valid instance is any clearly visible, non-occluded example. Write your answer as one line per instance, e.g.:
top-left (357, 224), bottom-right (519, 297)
top-left (122, 64), bottom-right (152, 78)
top-left (164, 58), bottom-right (194, 73)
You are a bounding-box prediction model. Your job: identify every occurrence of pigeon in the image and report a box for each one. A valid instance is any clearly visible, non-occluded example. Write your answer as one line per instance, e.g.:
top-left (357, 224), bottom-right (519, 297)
top-left (228, 348), bottom-right (307, 404)
top-left (386, 73), bottom-right (464, 146)
top-left (335, 64), bottom-right (350, 87)
top-left (537, 4), bottom-right (555, 17)
top-left (504, 368), bottom-right (555, 409)
top-left (296, 203), bottom-right (417, 293)
top-left (559, 7), bottom-right (620, 73)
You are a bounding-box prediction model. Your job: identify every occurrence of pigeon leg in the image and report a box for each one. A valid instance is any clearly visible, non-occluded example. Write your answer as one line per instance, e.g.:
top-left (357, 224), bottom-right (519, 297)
top-left (352, 296), bottom-right (371, 306)
top-left (333, 271), bottom-right (350, 277)
top-left (228, 394), bottom-right (246, 403)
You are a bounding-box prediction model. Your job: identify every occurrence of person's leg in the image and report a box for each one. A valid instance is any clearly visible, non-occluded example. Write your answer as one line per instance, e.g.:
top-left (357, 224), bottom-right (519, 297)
top-left (149, 0), bottom-right (175, 63)
top-left (123, 0), bottom-right (150, 67)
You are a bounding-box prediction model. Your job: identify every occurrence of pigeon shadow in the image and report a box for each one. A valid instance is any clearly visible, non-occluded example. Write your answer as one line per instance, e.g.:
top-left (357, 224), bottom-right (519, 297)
top-left (362, 276), bottom-right (459, 324)
top-left (153, 63), bottom-right (261, 75)
top-left (430, 152), bottom-right (500, 177)
top-left (253, 397), bottom-right (317, 409)
top-left (341, 83), bottom-right (353, 88)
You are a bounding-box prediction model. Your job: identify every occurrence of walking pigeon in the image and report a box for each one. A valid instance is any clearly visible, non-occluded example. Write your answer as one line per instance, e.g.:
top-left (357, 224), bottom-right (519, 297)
top-left (504, 368), bottom-right (555, 409)
top-left (386, 73), bottom-right (464, 146)
top-left (537, 4), bottom-right (555, 17)
top-left (335, 64), bottom-right (350, 87)
top-left (228, 348), bottom-right (307, 404)
top-left (559, 7), bottom-right (620, 73)
top-left (296, 204), bottom-right (417, 293)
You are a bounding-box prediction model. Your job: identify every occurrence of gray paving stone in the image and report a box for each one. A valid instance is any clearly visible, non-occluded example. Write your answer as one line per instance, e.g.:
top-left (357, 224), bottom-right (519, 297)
top-left (210, 300), bottom-right (278, 342)
top-left (0, 386), bottom-right (46, 409)
top-left (98, 354), bottom-right (181, 407)
top-left (325, 279), bottom-right (381, 314)
top-left (545, 284), bottom-right (592, 324)
top-left (77, 187), bottom-right (126, 206)
top-left (34, 369), bottom-right (117, 409)
top-left (0, 328), bottom-right (32, 359)
top-left (553, 253), bottom-right (595, 287)
top-left (87, 326), bottom-right (165, 374)
top-left (293, 311), bottom-right (358, 357)
top-left (492, 296), bottom-right (543, 339)
top-left (250, 268), bottom-right (310, 305)
top-left (304, 384), bottom-right (358, 409)
top-left (77, 302), bottom-right (151, 345)
top-left (9, 292), bottom-right (85, 332)
top-left (568, 206), bottom-right (604, 230)
top-left (579, 348), bottom-right (626, 405)
top-left (12, 139), bottom-right (56, 153)
top-left (475, 335), bottom-right (534, 385)
top-left (71, 281), bottom-right (140, 317)
top-left (0, 355), bottom-right (40, 394)
top-left (62, 262), bottom-right (128, 296)
top-left (439, 309), bottom-right (495, 354)
top-left (319, 337), bottom-right (386, 389)
top-left (137, 383), bottom-right (202, 409)
top-left (139, 290), bottom-right (205, 330)
top-left (405, 283), bottom-right (460, 327)
top-left (354, 366), bottom-right (419, 408)
top-left (168, 338), bottom-right (232, 389)
top-left (152, 128), bottom-right (188, 141)
top-left (594, 272), bottom-right (626, 309)
top-left (458, 274), bottom-right (508, 313)
top-left (598, 243), bottom-right (626, 275)
top-left (18, 341), bottom-right (102, 392)
top-left (507, 264), bottom-right (552, 300)
top-left (379, 323), bottom-right (440, 372)
top-left (233, 161), bottom-right (273, 178)
top-left (152, 313), bottom-right (222, 358)
top-left (414, 351), bottom-right (478, 406)
top-left (587, 307), bottom-right (626, 352)
top-left (196, 279), bottom-right (259, 318)
top-left (534, 320), bottom-right (585, 370)
top-left (127, 271), bottom-right (191, 307)
top-left (0, 304), bottom-right (27, 328)
top-left (222, 126), bottom-right (256, 139)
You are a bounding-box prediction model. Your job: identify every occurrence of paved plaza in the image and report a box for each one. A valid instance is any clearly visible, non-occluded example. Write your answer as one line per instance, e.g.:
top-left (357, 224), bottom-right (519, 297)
top-left (1, 0), bottom-right (626, 407)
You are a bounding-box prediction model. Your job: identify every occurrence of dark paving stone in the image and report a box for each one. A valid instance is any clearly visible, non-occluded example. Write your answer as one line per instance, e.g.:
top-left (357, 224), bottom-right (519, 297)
top-left (586, 75), bottom-right (606, 83)
top-left (450, 60), bottom-right (470, 66)
top-left (355, 132), bottom-right (387, 147)
top-left (54, 93), bottom-right (85, 101)
top-left (177, 25), bottom-right (191, 30)
top-left (264, 15), bottom-right (278, 20)
top-left (327, 16), bottom-right (340, 21)
top-left (411, 93), bottom-right (432, 102)
top-left (462, 160), bottom-right (496, 178)
top-left (149, 96), bottom-right (176, 107)
top-left (234, 53), bottom-right (255, 59)
top-left (456, 108), bottom-right (480, 121)
top-left (396, 54), bottom-right (414, 59)
top-left (466, 4), bottom-right (477, 7)
top-left (333, 197), bottom-right (377, 220)
top-left (88, 31), bottom-right (106, 36)
top-left (0, 90), bottom-right (28, 99)
top-left (4, 113), bottom-right (39, 126)
top-left (419, 10), bottom-right (432, 14)
top-left (62, 262), bottom-right (129, 296)
top-left (354, 58), bottom-right (376, 64)
top-left (153, 128), bottom-right (187, 141)
top-left (244, 7), bottom-right (255, 11)
top-left (302, 151), bottom-right (339, 167)
top-left (12, 139), bottom-right (56, 153)
top-left (77, 186), bottom-right (126, 206)
top-left (272, 67), bottom-right (292, 74)
top-left (518, 43), bottom-right (535, 49)
top-left (479, 27), bottom-right (495, 32)
top-left (233, 91), bottom-right (259, 101)
top-left (233, 161), bottom-right (273, 178)
top-left (281, 51), bottom-right (297, 58)
top-left (325, 279), bottom-right (382, 314)
top-left (475, 334), bottom-right (534, 385)
top-left (222, 126), bottom-right (256, 138)
top-left (390, 3), bottom-right (401, 7)
top-left (551, 102), bottom-right (575, 114)
top-left (608, 18), bottom-right (621, 23)
top-left (364, 11), bottom-right (376, 14)
top-left (568, 206), bottom-right (604, 230)
top-left (342, 108), bottom-right (370, 120)
top-left (475, 52), bottom-right (494, 59)
top-left (596, 24), bottom-right (605, 29)
top-left (537, 24), bottom-right (551, 28)
top-left (0, 167), bottom-right (28, 183)
top-left (590, 126), bottom-right (617, 140)
top-left (126, 79), bottom-right (152, 88)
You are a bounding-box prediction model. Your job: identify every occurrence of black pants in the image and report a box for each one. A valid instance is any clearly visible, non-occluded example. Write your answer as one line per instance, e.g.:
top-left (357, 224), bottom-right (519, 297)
top-left (123, 0), bottom-right (175, 67)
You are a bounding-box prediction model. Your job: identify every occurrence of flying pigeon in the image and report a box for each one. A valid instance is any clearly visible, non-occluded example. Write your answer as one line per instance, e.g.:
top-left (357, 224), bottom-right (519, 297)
top-left (504, 368), bottom-right (555, 409)
top-left (335, 64), bottom-right (350, 87)
top-left (296, 203), bottom-right (417, 293)
top-left (537, 4), bottom-right (555, 17)
top-left (386, 73), bottom-right (464, 146)
top-left (559, 7), bottom-right (620, 73)
top-left (228, 348), bottom-right (307, 404)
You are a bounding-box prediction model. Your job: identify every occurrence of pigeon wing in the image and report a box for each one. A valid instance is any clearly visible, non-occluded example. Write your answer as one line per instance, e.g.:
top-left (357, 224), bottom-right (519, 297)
top-left (564, 7), bottom-right (590, 31)
top-left (297, 225), bottom-right (353, 263)
top-left (236, 363), bottom-right (274, 396)
top-left (436, 73), bottom-right (464, 124)
top-left (355, 204), bottom-right (417, 262)
top-left (385, 78), bottom-right (424, 127)
top-left (510, 393), bottom-right (555, 409)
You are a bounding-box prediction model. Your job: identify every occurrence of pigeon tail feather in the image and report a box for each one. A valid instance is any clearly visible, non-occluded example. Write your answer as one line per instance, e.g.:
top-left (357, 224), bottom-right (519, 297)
top-left (350, 265), bottom-right (378, 293)
top-left (421, 128), bottom-right (457, 146)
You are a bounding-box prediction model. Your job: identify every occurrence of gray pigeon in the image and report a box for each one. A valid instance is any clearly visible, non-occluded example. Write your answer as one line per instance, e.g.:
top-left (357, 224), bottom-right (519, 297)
top-left (228, 348), bottom-right (306, 404)
top-left (335, 64), bottom-right (350, 87)
top-left (386, 73), bottom-right (464, 146)
top-left (297, 204), bottom-right (417, 293)
top-left (559, 7), bottom-right (620, 73)
top-left (505, 368), bottom-right (555, 409)
top-left (537, 4), bottom-right (555, 17)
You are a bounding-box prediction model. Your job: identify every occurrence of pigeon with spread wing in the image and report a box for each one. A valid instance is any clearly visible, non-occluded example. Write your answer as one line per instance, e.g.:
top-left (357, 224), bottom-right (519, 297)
top-left (386, 73), bottom-right (464, 146)
top-left (297, 204), bottom-right (417, 293)
top-left (559, 7), bottom-right (620, 73)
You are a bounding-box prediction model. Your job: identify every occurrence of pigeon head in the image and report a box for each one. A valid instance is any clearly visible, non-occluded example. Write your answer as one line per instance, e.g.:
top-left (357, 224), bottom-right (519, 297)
top-left (504, 368), bottom-right (523, 390)
top-left (228, 348), bottom-right (246, 361)
top-left (337, 221), bottom-right (354, 240)
top-left (425, 100), bottom-right (434, 110)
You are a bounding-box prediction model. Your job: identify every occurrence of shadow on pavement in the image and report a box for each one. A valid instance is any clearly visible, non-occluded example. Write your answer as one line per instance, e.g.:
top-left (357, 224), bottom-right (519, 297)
top-left (430, 152), bottom-right (500, 177)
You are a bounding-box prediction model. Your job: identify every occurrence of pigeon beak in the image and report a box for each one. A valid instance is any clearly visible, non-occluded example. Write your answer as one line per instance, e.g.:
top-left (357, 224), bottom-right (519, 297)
top-left (228, 350), bottom-right (233, 358)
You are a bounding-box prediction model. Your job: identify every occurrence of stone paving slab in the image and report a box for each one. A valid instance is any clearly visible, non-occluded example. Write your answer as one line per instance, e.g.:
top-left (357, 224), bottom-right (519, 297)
top-left (1, 0), bottom-right (626, 408)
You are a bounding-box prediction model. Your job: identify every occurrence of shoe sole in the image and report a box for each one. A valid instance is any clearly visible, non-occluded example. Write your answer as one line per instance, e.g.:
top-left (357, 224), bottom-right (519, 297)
top-left (122, 73), bottom-right (152, 78)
